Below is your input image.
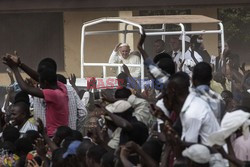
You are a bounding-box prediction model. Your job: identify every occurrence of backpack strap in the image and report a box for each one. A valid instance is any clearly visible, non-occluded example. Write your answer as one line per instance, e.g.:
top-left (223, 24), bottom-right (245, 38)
top-left (189, 50), bottom-right (199, 64)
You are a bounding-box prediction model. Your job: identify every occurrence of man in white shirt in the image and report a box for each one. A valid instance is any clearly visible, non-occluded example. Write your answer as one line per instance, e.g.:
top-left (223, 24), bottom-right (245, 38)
top-left (163, 72), bottom-right (220, 145)
top-left (179, 35), bottom-right (203, 76)
top-left (10, 102), bottom-right (37, 137)
top-left (192, 62), bottom-right (224, 123)
top-left (109, 43), bottom-right (141, 78)
top-left (169, 36), bottom-right (182, 68)
top-left (180, 90), bottom-right (220, 145)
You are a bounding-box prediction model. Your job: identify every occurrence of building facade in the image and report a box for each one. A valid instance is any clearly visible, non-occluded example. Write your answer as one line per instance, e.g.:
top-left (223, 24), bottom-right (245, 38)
top-left (0, 0), bottom-right (250, 85)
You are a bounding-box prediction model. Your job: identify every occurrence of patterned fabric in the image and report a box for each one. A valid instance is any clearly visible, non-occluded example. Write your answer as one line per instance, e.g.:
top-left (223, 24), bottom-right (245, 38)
top-left (65, 85), bottom-right (88, 130)
top-left (144, 57), bottom-right (169, 89)
top-left (33, 97), bottom-right (46, 124)
top-left (19, 118), bottom-right (38, 137)
top-left (171, 50), bottom-right (182, 65)
top-left (0, 149), bottom-right (19, 167)
top-left (33, 85), bottom-right (88, 130)
top-left (180, 91), bottom-right (220, 145)
top-left (181, 48), bottom-right (203, 77)
top-left (193, 85), bottom-right (224, 123)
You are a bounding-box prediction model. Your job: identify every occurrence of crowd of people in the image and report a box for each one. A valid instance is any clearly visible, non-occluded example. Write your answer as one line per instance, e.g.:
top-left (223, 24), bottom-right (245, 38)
top-left (0, 31), bottom-right (250, 167)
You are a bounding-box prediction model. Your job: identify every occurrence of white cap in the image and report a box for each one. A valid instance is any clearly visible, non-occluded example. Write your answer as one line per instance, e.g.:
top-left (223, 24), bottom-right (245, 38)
top-left (207, 109), bottom-right (250, 146)
top-left (179, 35), bottom-right (191, 43)
top-left (182, 144), bottom-right (211, 164)
top-left (120, 43), bottom-right (130, 47)
top-left (209, 153), bottom-right (226, 167)
top-left (105, 100), bottom-right (132, 114)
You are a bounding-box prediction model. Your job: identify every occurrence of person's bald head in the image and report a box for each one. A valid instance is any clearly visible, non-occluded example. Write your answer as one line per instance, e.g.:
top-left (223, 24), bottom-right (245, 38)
top-left (154, 39), bottom-right (165, 54)
top-left (170, 36), bottom-right (181, 52)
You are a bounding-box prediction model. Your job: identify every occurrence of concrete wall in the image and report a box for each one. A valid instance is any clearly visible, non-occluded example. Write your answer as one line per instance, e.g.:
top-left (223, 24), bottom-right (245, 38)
top-left (64, 11), bottom-right (118, 78)
top-left (118, 11), bottom-right (134, 50)
top-left (0, 11), bottom-right (118, 87)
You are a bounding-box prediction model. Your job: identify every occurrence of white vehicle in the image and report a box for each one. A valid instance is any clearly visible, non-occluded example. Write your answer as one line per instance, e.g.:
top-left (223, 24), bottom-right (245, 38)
top-left (76, 15), bottom-right (224, 87)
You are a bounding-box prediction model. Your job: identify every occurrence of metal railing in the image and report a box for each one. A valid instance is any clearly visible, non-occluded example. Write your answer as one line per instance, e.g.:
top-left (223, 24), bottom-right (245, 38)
top-left (83, 63), bottom-right (141, 79)
top-left (81, 18), bottom-right (145, 84)
top-left (80, 18), bottom-right (224, 88)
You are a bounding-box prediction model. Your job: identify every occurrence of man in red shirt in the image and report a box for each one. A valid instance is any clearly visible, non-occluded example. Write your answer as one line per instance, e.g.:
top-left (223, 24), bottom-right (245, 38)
top-left (3, 56), bottom-right (69, 137)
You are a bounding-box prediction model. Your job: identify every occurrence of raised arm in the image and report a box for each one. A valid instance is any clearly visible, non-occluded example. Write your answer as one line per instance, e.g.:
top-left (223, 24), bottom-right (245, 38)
top-left (69, 73), bottom-right (80, 96)
top-left (122, 64), bottom-right (140, 91)
top-left (6, 68), bottom-right (15, 84)
top-left (19, 62), bottom-right (40, 82)
top-left (137, 31), bottom-right (149, 61)
top-left (120, 146), bottom-right (135, 167)
top-left (37, 118), bottom-right (58, 152)
top-left (96, 104), bottom-right (133, 131)
top-left (8, 53), bottom-right (39, 81)
top-left (3, 56), bottom-right (44, 98)
top-left (105, 109), bottom-right (133, 131)
top-left (109, 43), bottom-right (122, 64)
top-left (137, 31), bottom-right (169, 86)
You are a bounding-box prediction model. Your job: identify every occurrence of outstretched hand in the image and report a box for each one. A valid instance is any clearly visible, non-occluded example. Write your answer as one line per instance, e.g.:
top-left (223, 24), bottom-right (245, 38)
top-left (2, 55), bottom-right (17, 69)
top-left (120, 146), bottom-right (131, 158)
top-left (34, 138), bottom-right (47, 159)
top-left (2, 51), bottom-right (20, 67)
top-left (114, 43), bottom-right (122, 52)
top-left (69, 73), bottom-right (76, 86)
top-left (9, 51), bottom-right (21, 65)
